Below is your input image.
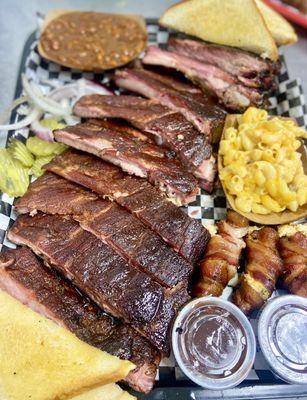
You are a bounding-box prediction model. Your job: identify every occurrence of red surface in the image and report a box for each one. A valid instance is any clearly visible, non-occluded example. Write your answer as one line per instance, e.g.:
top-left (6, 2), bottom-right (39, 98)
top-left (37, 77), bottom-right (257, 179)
top-left (263, 0), bottom-right (307, 28)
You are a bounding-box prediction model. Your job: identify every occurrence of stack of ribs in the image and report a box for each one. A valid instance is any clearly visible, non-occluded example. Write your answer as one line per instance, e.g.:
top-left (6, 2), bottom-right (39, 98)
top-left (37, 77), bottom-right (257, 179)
top-left (70, 96), bottom-right (217, 192)
top-left (0, 247), bottom-right (160, 393)
top-left (6, 149), bottom-right (210, 393)
top-left (52, 118), bottom-right (199, 205)
top-left (142, 38), bottom-right (280, 111)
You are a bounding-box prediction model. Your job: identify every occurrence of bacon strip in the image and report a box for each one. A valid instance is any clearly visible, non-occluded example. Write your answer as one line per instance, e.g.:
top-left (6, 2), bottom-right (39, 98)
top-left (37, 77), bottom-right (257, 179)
top-left (192, 211), bottom-right (249, 297)
top-left (278, 232), bottom-right (307, 298)
top-left (233, 227), bottom-right (283, 314)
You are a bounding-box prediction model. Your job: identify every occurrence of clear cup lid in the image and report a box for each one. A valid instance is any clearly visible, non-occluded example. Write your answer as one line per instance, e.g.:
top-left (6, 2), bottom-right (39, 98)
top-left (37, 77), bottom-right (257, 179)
top-left (172, 297), bottom-right (256, 390)
top-left (258, 295), bottom-right (307, 385)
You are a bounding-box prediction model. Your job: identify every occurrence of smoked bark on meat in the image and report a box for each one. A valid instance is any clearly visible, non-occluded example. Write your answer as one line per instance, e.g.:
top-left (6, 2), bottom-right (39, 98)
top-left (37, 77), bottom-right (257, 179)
top-left (0, 247), bottom-right (160, 393)
top-left (46, 150), bottom-right (210, 264)
top-left (8, 213), bottom-right (190, 354)
top-left (114, 68), bottom-right (226, 140)
top-left (15, 173), bottom-right (193, 288)
top-left (53, 119), bottom-right (198, 205)
top-left (72, 95), bottom-right (215, 191)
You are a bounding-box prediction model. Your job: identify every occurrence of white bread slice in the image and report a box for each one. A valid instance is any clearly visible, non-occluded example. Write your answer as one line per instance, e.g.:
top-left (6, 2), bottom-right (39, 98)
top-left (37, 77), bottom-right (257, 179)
top-left (159, 0), bottom-right (279, 60)
top-left (68, 384), bottom-right (136, 400)
top-left (0, 289), bottom-right (135, 400)
top-left (255, 0), bottom-right (297, 45)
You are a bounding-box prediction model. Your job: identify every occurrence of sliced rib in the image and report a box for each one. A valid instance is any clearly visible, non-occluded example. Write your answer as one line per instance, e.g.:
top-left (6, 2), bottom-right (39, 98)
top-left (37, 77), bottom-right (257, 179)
top-left (168, 38), bottom-right (279, 90)
top-left (46, 150), bottom-right (210, 264)
top-left (15, 173), bottom-right (193, 289)
top-left (0, 247), bottom-right (160, 393)
top-left (8, 213), bottom-right (189, 354)
top-left (142, 46), bottom-right (265, 111)
top-left (73, 95), bottom-right (216, 191)
top-left (53, 120), bottom-right (199, 205)
top-left (114, 68), bottom-right (226, 140)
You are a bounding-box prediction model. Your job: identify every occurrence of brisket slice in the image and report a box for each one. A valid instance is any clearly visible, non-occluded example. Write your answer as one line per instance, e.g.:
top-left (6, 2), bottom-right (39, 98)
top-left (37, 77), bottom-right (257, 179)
top-left (114, 68), bottom-right (226, 141)
top-left (15, 173), bottom-right (193, 288)
top-left (168, 38), bottom-right (280, 90)
top-left (73, 95), bottom-right (215, 191)
top-left (46, 150), bottom-right (210, 264)
top-left (0, 247), bottom-right (160, 393)
top-left (53, 120), bottom-right (199, 205)
top-left (8, 213), bottom-right (190, 354)
top-left (142, 46), bottom-right (265, 112)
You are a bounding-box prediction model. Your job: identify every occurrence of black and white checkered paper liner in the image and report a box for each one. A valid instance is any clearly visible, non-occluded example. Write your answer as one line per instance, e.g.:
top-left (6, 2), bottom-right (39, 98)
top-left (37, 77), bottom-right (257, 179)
top-left (0, 19), bottom-right (306, 387)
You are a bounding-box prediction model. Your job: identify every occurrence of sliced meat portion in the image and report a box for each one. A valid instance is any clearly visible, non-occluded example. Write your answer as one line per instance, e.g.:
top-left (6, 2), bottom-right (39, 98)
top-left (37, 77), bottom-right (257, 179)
top-left (15, 173), bottom-right (193, 289)
top-left (168, 38), bottom-right (279, 90)
top-left (0, 247), bottom-right (160, 393)
top-left (73, 95), bottom-right (215, 191)
top-left (54, 120), bottom-right (199, 205)
top-left (142, 46), bottom-right (265, 111)
top-left (114, 68), bottom-right (226, 140)
top-left (46, 150), bottom-right (210, 264)
top-left (8, 213), bottom-right (190, 353)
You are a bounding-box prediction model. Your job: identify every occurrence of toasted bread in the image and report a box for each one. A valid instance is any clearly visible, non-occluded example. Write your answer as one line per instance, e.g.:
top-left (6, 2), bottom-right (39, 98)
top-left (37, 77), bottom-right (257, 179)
top-left (159, 0), bottom-right (278, 61)
top-left (68, 384), bottom-right (136, 400)
top-left (0, 289), bottom-right (135, 400)
top-left (255, 0), bottom-right (297, 45)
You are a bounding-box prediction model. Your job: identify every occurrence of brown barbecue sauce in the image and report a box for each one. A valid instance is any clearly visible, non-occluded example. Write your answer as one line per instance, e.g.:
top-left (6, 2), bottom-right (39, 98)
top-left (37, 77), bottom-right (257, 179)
top-left (177, 303), bottom-right (250, 381)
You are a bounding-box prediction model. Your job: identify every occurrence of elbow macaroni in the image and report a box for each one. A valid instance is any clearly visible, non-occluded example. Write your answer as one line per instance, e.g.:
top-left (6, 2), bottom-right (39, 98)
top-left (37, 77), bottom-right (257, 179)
top-left (219, 107), bottom-right (307, 214)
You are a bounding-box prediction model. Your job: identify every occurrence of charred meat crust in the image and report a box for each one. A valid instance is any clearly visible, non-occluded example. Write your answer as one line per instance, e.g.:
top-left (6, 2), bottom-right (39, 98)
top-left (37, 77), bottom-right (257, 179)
top-left (15, 173), bottom-right (193, 288)
top-left (46, 150), bottom-right (210, 264)
top-left (0, 247), bottom-right (161, 393)
top-left (72, 95), bottom-right (216, 190)
top-left (54, 120), bottom-right (199, 204)
top-left (114, 68), bottom-right (226, 140)
top-left (8, 213), bottom-right (190, 354)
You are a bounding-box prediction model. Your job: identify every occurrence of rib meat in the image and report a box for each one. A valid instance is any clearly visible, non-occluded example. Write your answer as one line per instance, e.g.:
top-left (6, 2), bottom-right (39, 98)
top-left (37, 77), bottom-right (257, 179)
top-left (46, 150), bottom-right (210, 264)
top-left (114, 68), bottom-right (226, 140)
top-left (142, 46), bottom-right (266, 111)
top-left (168, 38), bottom-right (279, 90)
top-left (53, 120), bottom-right (199, 205)
top-left (15, 173), bottom-right (193, 288)
top-left (0, 247), bottom-right (160, 393)
top-left (8, 213), bottom-right (190, 353)
top-left (73, 95), bottom-right (216, 192)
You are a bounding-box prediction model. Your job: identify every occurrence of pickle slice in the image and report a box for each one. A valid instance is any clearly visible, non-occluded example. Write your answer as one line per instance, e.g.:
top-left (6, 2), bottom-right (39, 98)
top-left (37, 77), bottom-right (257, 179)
top-left (26, 137), bottom-right (67, 157)
top-left (8, 138), bottom-right (34, 167)
top-left (39, 118), bottom-right (66, 131)
top-left (0, 149), bottom-right (29, 197)
top-left (29, 156), bottom-right (54, 178)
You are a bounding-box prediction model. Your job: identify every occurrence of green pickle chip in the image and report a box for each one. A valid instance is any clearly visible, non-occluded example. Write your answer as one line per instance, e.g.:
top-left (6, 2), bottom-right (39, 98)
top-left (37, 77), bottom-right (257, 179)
top-left (26, 136), bottom-right (67, 157)
top-left (29, 156), bottom-right (54, 178)
top-left (0, 149), bottom-right (29, 197)
top-left (8, 138), bottom-right (34, 167)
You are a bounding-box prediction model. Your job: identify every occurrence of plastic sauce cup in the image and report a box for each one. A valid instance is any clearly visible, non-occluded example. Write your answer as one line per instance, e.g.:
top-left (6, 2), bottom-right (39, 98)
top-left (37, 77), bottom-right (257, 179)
top-left (172, 297), bottom-right (256, 390)
top-left (258, 295), bottom-right (307, 385)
